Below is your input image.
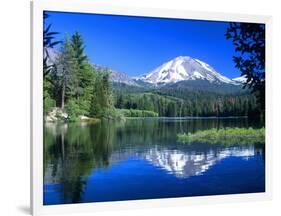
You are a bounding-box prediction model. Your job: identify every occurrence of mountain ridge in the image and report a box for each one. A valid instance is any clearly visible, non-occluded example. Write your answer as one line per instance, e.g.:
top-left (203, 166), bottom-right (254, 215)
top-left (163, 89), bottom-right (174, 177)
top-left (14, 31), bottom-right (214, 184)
top-left (134, 56), bottom-right (240, 86)
top-left (49, 48), bottom-right (244, 88)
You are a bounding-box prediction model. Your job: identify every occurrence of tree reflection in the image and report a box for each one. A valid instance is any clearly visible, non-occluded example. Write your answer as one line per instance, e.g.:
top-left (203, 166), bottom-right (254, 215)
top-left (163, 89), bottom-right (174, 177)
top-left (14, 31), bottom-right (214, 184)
top-left (44, 118), bottom-right (264, 204)
top-left (44, 121), bottom-right (115, 203)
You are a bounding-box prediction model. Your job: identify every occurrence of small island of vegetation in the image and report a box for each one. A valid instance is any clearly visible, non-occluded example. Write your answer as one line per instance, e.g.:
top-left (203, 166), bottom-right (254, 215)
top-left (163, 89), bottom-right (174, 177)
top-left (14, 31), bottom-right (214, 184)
top-left (177, 127), bottom-right (265, 145)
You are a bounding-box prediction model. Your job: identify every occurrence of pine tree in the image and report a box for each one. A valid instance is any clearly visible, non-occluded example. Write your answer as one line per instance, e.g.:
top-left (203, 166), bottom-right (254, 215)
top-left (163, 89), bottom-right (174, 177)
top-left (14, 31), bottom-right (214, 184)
top-left (71, 32), bottom-right (87, 68)
top-left (225, 23), bottom-right (265, 114)
top-left (55, 37), bottom-right (79, 109)
top-left (90, 69), bottom-right (114, 117)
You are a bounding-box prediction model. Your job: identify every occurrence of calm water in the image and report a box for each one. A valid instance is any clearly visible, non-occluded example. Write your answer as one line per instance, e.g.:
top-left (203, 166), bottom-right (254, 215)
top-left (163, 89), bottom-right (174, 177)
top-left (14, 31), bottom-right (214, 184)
top-left (43, 118), bottom-right (265, 205)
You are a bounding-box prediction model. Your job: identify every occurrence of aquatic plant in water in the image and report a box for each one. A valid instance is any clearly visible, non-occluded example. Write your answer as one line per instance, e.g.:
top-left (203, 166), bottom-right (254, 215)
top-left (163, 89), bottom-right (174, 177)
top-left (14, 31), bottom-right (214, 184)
top-left (177, 127), bottom-right (265, 145)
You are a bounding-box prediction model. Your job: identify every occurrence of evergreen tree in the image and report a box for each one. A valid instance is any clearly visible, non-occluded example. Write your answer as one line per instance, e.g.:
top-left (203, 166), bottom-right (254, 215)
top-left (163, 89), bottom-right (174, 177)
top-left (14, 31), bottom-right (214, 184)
top-left (77, 63), bottom-right (96, 115)
top-left (55, 37), bottom-right (79, 109)
top-left (91, 69), bottom-right (114, 117)
top-left (225, 23), bottom-right (265, 114)
top-left (69, 32), bottom-right (96, 115)
top-left (116, 94), bottom-right (124, 108)
top-left (71, 32), bottom-right (87, 68)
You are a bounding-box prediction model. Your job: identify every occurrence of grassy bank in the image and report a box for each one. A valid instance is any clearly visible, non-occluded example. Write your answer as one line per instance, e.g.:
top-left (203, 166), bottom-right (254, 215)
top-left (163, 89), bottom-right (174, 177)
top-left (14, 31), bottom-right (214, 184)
top-left (117, 108), bottom-right (158, 118)
top-left (177, 127), bottom-right (265, 145)
top-left (80, 117), bottom-right (101, 123)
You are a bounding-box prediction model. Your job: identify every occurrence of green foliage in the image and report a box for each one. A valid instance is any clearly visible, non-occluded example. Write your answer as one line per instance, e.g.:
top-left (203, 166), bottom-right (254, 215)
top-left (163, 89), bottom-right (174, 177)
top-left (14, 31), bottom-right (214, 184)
top-left (43, 12), bottom-right (61, 77)
top-left (99, 108), bottom-right (126, 121)
top-left (177, 127), bottom-right (265, 145)
top-left (225, 23), bottom-right (265, 113)
top-left (43, 30), bottom-right (122, 121)
top-left (55, 37), bottom-right (80, 108)
top-left (43, 12), bottom-right (61, 114)
top-left (90, 69), bottom-right (115, 118)
top-left (75, 62), bottom-right (96, 115)
top-left (44, 122), bottom-right (116, 201)
top-left (43, 23), bottom-right (262, 121)
top-left (114, 89), bottom-right (258, 117)
top-left (117, 109), bottom-right (158, 117)
top-left (65, 99), bottom-right (80, 122)
top-left (43, 92), bottom-right (55, 114)
top-left (43, 12), bottom-right (61, 51)
top-left (71, 32), bottom-right (87, 67)
top-left (43, 71), bottom-right (58, 115)
top-left (80, 118), bottom-right (101, 123)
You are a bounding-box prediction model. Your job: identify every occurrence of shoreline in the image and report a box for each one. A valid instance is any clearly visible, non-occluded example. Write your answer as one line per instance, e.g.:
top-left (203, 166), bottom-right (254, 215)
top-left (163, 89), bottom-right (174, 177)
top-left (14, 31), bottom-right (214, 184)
top-left (124, 116), bottom-right (248, 120)
top-left (44, 116), bottom-right (250, 124)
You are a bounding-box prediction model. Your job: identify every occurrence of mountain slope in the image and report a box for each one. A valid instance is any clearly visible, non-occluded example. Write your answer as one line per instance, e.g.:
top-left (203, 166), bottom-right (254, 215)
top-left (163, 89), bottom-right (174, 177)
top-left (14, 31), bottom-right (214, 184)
top-left (110, 70), bottom-right (139, 86)
top-left (135, 56), bottom-right (238, 85)
top-left (159, 79), bottom-right (246, 96)
top-left (232, 75), bottom-right (247, 84)
top-left (92, 64), bottom-right (139, 86)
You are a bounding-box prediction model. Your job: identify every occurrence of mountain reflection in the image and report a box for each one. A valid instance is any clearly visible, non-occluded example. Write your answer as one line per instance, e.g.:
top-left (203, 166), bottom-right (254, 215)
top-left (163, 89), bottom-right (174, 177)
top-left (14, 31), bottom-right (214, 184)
top-left (104, 144), bottom-right (259, 179)
top-left (140, 146), bottom-right (256, 178)
top-left (44, 118), bottom-right (264, 204)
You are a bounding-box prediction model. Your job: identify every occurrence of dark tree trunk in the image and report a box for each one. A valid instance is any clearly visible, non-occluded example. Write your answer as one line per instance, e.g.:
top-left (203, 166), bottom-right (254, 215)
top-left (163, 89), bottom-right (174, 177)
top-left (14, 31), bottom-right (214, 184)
top-left (61, 80), bottom-right (65, 109)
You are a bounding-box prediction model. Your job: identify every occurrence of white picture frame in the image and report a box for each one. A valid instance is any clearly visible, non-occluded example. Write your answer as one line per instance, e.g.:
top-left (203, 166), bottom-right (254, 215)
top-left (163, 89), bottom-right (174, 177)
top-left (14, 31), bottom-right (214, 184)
top-left (31, 0), bottom-right (273, 215)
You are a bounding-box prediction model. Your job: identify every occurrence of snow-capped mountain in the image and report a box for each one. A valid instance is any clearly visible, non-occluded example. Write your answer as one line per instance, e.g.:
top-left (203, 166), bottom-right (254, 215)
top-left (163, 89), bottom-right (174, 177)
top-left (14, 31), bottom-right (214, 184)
top-left (135, 56), bottom-right (237, 85)
top-left (232, 75), bottom-right (247, 84)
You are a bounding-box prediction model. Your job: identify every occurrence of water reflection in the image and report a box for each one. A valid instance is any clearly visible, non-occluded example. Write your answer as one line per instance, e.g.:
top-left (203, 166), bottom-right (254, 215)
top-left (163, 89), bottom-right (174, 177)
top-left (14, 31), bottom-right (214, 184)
top-left (44, 118), bottom-right (265, 205)
top-left (141, 146), bottom-right (260, 178)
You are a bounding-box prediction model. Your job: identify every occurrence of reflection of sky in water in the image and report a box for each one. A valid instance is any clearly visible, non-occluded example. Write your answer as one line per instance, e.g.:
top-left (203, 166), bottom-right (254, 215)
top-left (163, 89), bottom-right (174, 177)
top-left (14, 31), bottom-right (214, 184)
top-left (44, 144), bottom-right (265, 205)
top-left (43, 119), bottom-right (265, 205)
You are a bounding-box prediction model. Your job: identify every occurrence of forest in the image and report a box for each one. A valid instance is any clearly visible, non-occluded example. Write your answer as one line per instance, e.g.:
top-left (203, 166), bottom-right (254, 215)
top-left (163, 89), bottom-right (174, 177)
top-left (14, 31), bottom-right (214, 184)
top-left (43, 13), bottom-right (264, 122)
top-left (113, 85), bottom-right (259, 117)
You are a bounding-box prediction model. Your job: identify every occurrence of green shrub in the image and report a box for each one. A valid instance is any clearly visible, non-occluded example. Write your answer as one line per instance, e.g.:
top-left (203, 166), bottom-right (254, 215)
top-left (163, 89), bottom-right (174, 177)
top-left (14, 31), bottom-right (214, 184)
top-left (98, 108), bottom-right (125, 121)
top-left (177, 127), bottom-right (265, 145)
top-left (65, 99), bottom-right (80, 122)
top-left (117, 109), bottom-right (158, 117)
top-left (44, 95), bottom-right (55, 114)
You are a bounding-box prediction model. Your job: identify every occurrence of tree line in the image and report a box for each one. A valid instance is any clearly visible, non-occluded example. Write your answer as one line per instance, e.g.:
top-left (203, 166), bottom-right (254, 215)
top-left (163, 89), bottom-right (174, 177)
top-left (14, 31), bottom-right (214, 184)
top-left (114, 92), bottom-right (259, 117)
top-left (43, 13), bottom-right (264, 120)
top-left (43, 29), bottom-right (260, 119)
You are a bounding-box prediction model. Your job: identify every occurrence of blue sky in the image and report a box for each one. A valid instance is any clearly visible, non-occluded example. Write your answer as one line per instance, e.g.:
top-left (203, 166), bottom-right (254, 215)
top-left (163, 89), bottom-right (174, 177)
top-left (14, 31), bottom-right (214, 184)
top-left (45, 11), bottom-right (241, 78)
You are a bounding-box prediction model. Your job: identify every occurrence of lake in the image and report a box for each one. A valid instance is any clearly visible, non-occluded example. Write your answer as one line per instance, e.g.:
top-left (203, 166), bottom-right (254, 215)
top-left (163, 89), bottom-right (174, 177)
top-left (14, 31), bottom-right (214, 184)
top-left (43, 118), bottom-right (265, 205)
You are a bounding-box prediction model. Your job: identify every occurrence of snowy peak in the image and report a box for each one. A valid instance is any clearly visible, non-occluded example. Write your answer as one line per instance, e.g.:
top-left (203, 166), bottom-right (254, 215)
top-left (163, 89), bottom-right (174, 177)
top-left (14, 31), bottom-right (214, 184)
top-left (232, 75), bottom-right (247, 84)
top-left (136, 56), bottom-right (236, 85)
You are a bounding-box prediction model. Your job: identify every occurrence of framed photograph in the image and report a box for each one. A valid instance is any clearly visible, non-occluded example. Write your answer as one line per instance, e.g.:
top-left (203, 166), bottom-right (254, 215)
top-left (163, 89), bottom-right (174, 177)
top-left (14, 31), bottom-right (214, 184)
top-left (31, 0), bottom-right (272, 215)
